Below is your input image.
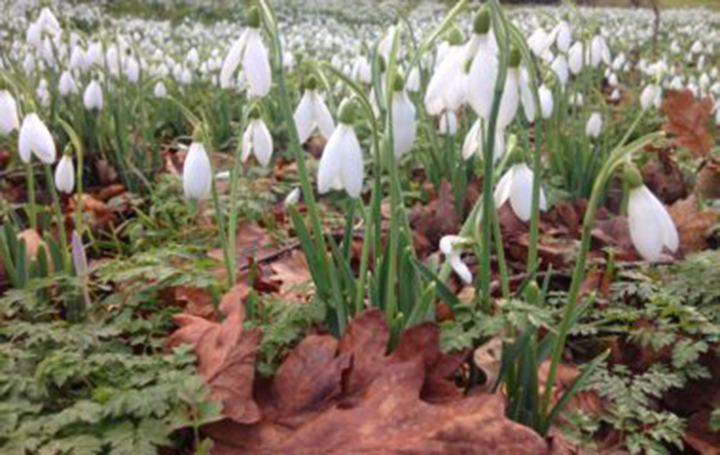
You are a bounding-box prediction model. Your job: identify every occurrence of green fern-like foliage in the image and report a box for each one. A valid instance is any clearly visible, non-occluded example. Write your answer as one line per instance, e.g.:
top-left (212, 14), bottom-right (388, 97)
top-left (0, 252), bottom-right (223, 454)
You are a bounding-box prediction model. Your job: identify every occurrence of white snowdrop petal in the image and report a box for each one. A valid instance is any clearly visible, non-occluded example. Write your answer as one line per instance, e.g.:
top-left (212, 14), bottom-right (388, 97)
top-left (183, 142), bottom-right (212, 200)
top-left (55, 155), bottom-right (75, 194)
top-left (252, 120), bottom-right (273, 167)
top-left (450, 255), bottom-right (473, 284)
top-left (509, 164), bottom-right (534, 222)
top-left (294, 91), bottom-right (315, 143)
top-left (317, 126), bottom-right (346, 194)
top-left (220, 32), bottom-right (247, 89)
top-left (243, 31), bottom-right (271, 98)
top-left (340, 127), bottom-right (365, 198)
top-left (314, 94), bottom-right (335, 140)
top-left (392, 91), bottom-right (417, 158)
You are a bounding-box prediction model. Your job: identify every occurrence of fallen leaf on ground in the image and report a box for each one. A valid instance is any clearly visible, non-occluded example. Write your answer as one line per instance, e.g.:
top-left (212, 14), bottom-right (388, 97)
top-left (698, 158), bottom-right (720, 200)
top-left (661, 90), bottom-right (714, 158)
top-left (204, 310), bottom-right (548, 454)
top-left (167, 284), bottom-right (261, 425)
top-left (668, 195), bottom-right (719, 254)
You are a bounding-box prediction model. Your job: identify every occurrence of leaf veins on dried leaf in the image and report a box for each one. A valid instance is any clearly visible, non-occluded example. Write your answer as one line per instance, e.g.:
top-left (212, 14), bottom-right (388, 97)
top-left (204, 310), bottom-right (549, 454)
top-left (168, 284), bottom-right (261, 425)
top-left (661, 90), bottom-right (714, 158)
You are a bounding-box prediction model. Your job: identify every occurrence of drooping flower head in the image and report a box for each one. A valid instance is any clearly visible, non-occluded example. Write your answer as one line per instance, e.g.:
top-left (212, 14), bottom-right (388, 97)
top-left (391, 74), bottom-right (417, 159)
top-left (220, 6), bottom-right (271, 97)
top-left (0, 91), bottom-right (20, 135)
top-left (242, 106), bottom-right (274, 167)
top-left (183, 140), bottom-right (212, 201)
top-left (494, 163), bottom-right (547, 222)
top-left (55, 153), bottom-right (75, 194)
top-left (317, 99), bottom-right (364, 198)
top-left (294, 75), bottom-right (335, 143)
top-left (19, 113), bottom-right (56, 164)
top-left (625, 166), bottom-right (679, 262)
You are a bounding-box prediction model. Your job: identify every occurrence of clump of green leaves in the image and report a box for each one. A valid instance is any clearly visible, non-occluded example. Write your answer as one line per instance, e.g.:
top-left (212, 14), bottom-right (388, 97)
top-left (0, 253), bottom-right (223, 454)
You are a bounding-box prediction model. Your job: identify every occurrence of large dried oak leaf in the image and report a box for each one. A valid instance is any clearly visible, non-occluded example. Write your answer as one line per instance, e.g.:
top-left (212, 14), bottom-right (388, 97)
top-left (168, 285), bottom-right (261, 425)
top-left (206, 309), bottom-right (548, 454)
top-left (661, 90), bottom-right (714, 158)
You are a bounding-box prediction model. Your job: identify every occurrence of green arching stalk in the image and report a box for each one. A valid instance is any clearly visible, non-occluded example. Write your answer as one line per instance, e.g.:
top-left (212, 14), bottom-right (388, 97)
top-left (539, 131), bottom-right (662, 430)
top-left (320, 65), bottom-right (384, 316)
top-left (479, 0), bottom-right (510, 311)
top-left (225, 106), bottom-right (253, 288)
top-left (491, 210), bottom-right (511, 300)
top-left (57, 118), bottom-right (86, 234)
top-left (43, 164), bottom-right (70, 272)
top-left (506, 24), bottom-right (546, 276)
top-left (383, 25), bottom-right (403, 323)
top-left (198, 121), bottom-right (234, 289)
top-left (258, 0), bottom-right (347, 328)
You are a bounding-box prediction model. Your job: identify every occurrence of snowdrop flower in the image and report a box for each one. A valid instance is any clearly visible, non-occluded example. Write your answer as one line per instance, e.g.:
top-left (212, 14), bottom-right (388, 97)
top-left (19, 114), bottom-right (56, 164)
top-left (284, 187), bottom-right (301, 208)
top-left (610, 89), bottom-right (622, 102)
top-left (568, 42), bottom-right (584, 75)
top-left (36, 79), bottom-right (50, 106)
top-left (640, 84), bottom-right (662, 110)
top-left (241, 110), bottom-right (273, 167)
top-left (440, 235), bottom-right (472, 285)
top-left (462, 120), bottom-right (505, 161)
top-left (406, 66), bottom-right (420, 93)
top-left (590, 35), bottom-right (611, 67)
top-left (183, 142), bottom-right (212, 201)
top-left (438, 110), bottom-right (457, 136)
top-left (551, 55), bottom-right (569, 87)
top-left (294, 77), bottom-right (334, 143)
top-left (467, 11), bottom-right (499, 120)
top-left (538, 85), bottom-right (554, 119)
top-left (378, 26), bottom-right (399, 63)
top-left (626, 168), bottom-right (678, 262)
top-left (391, 76), bottom-right (417, 159)
top-left (0, 91), bottom-right (20, 135)
top-left (55, 154), bottom-right (75, 194)
top-left (86, 42), bottom-right (103, 67)
top-left (220, 7), bottom-right (271, 97)
top-left (528, 28), bottom-right (557, 57)
top-left (426, 26), bottom-right (475, 116)
top-left (37, 8), bottom-right (61, 37)
top-left (554, 21), bottom-right (572, 53)
top-left (350, 56), bottom-right (371, 84)
top-left (70, 46), bottom-right (88, 71)
top-left (494, 163), bottom-right (547, 222)
top-left (153, 81), bottom-right (168, 98)
top-left (586, 112), bottom-right (602, 139)
top-left (607, 73), bottom-right (619, 87)
top-left (317, 99), bottom-right (364, 198)
top-left (125, 56), bottom-right (140, 83)
top-left (83, 80), bottom-right (103, 111)
top-left (59, 71), bottom-right (78, 96)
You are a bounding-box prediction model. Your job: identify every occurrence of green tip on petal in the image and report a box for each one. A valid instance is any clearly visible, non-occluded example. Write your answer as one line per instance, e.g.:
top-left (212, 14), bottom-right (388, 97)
top-left (304, 75), bottom-right (319, 91)
top-left (524, 280), bottom-right (541, 305)
top-left (473, 8), bottom-right (491, 35)
top-left (509, 46), bottom-right (521, 68)
top-left (338, 98), bottom-right (357, 125)
top-left (392, 73), bottom-right (405, 92)
top-left (248, 105), bottom-right (262, 119)
top-left (192, 124), bottom-right (207, 142)
top-left (247, 6), bottom-right (261, 28)
top-left (446, 25), bottom-right (464, 46)
top-left (623, 165), bottom-right (644, 190)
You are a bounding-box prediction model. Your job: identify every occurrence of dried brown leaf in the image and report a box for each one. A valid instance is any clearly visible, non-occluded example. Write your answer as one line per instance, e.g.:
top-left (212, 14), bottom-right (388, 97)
top-left (661, 90), bottom-right (714, 158)
top-left (168, 284), bottom-right (261, 425)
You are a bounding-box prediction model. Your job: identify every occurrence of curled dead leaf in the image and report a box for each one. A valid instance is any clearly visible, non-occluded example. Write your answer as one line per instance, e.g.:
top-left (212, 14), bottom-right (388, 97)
top-left (168, 284), bottom-right (261, 425)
